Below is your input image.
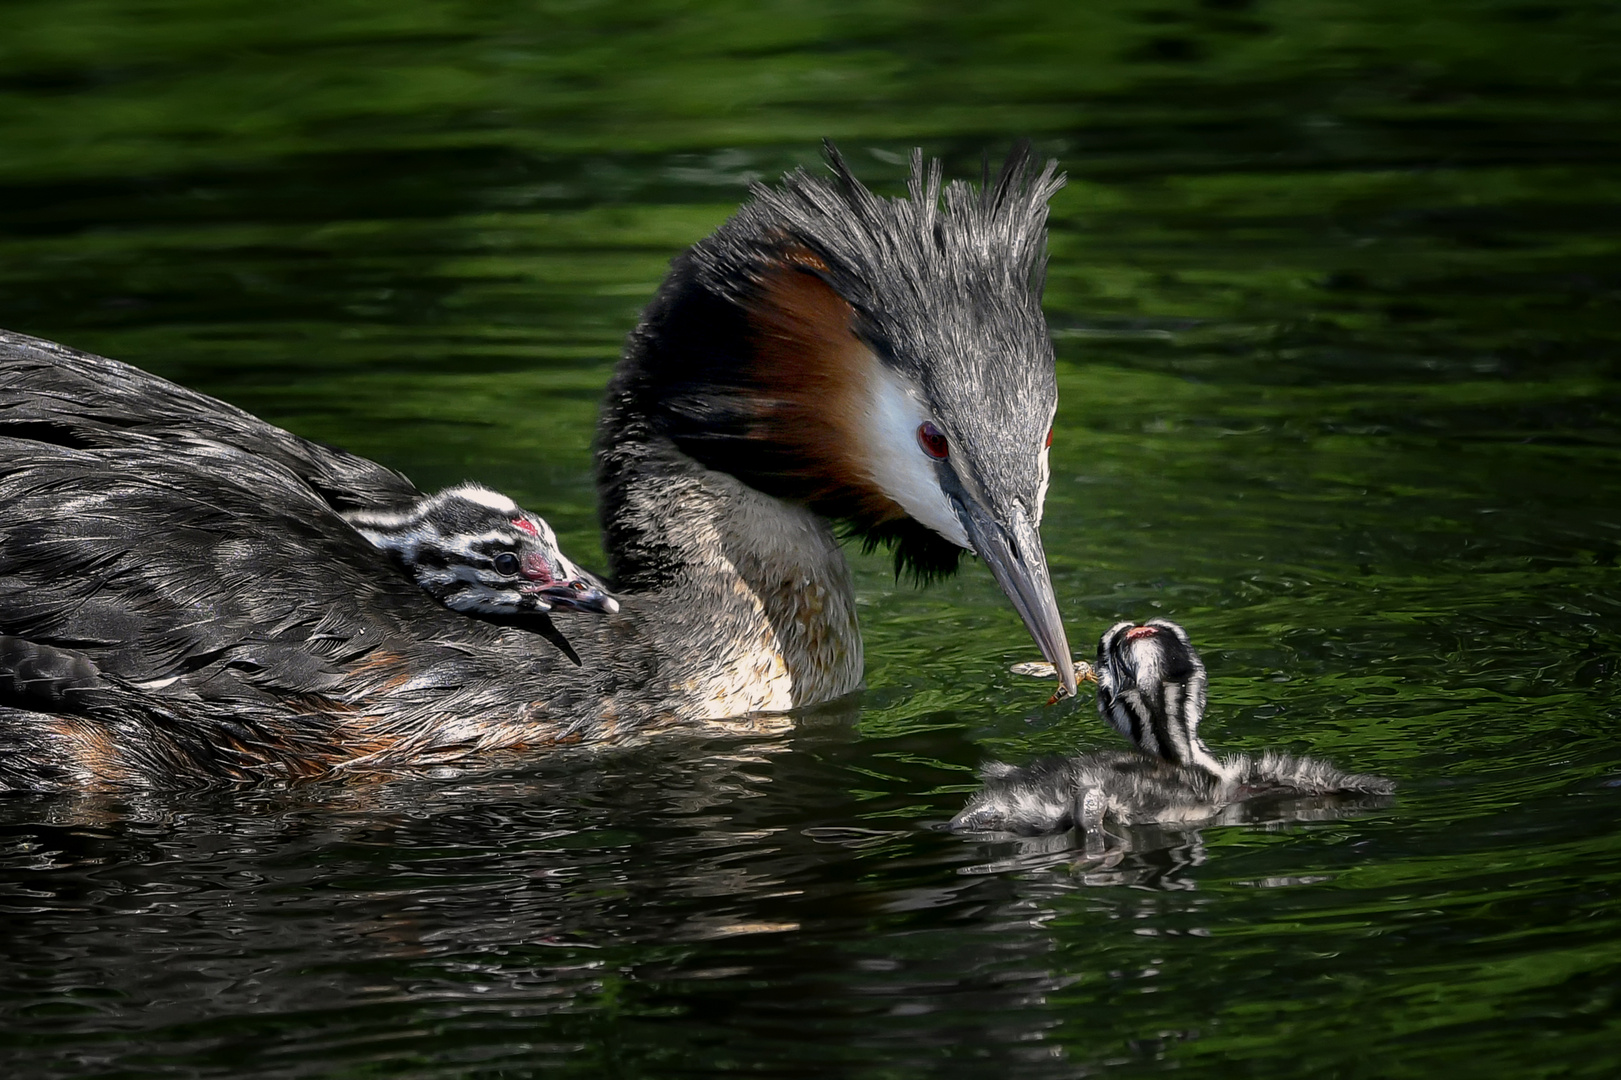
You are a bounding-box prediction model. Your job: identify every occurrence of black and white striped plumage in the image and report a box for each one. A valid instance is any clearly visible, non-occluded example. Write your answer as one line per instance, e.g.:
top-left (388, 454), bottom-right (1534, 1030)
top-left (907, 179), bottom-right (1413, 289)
top-left (1094, 619), bottom-right (1216, 773)
top-left (343, 484), bottom-right (618, 618)
top-left (951, 620), bottom-right (1393, 835)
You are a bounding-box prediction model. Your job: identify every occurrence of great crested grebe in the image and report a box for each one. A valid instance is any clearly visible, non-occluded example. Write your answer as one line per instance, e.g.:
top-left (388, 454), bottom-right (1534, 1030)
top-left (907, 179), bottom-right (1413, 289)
top-left (343, 484), bottom-right (618, 619)
top-left (951, 619), bottom-right (1393, 835)
top-left (0, 145), bottom-right (1074, 790)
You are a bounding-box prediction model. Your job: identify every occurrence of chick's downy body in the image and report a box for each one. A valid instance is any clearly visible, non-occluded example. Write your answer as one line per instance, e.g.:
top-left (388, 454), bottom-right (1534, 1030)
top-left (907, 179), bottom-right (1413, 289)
top-left (952, 620), bottom-right (1394, 835)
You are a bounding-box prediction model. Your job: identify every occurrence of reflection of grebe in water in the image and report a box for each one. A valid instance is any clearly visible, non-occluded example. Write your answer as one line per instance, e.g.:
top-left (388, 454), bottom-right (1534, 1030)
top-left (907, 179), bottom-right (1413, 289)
top-left (952, 619), bottom-right (1393, 836)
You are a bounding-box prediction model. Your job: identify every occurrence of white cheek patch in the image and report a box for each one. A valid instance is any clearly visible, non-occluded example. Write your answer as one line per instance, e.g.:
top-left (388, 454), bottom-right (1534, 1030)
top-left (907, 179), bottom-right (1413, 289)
top-left (1035, 443), bottom-right (1050, 527)
top-left (861, 365), bottom-right (970, 549)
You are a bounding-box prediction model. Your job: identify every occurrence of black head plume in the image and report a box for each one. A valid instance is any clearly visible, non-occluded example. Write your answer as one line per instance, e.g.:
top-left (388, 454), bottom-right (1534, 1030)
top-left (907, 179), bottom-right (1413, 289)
top-left (623, 142), bottom-right (1065, 583)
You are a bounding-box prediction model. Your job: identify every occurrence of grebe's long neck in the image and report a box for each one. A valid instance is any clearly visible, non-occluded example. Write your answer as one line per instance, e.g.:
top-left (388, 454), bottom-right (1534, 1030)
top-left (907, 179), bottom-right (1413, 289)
top-left (587, 144), bottom-right (1075, 714)
top-left (595, 377), bottom-right (862, 714)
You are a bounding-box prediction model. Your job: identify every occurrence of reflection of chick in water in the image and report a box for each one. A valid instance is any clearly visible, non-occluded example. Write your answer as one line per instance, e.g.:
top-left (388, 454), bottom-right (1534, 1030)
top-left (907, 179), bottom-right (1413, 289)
top-left (953, 620), bottom-right (1393, 838)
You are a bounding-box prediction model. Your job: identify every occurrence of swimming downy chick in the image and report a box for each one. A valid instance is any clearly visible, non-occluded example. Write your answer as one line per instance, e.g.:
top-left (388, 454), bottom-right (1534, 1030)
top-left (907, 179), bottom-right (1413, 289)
top-left (343, 484), bottom-right (618, 618)
top-left (952, 619), bottom-right (1393, 835)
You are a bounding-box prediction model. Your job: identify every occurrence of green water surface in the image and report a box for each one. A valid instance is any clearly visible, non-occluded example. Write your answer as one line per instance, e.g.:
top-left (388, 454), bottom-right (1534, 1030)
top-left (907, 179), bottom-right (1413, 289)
top-left (1, 1), bottom-right (1618, 1076)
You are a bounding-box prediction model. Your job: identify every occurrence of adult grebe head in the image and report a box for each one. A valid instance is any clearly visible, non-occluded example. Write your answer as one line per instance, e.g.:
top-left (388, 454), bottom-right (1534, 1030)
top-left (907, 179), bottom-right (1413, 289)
top-left (608, 143), bottom-right (1076, 695)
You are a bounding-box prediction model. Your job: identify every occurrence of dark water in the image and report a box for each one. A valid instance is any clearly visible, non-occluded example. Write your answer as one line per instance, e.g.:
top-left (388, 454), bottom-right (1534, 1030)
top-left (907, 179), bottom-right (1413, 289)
top-left (3, 1), bottom-right (1620, 1075)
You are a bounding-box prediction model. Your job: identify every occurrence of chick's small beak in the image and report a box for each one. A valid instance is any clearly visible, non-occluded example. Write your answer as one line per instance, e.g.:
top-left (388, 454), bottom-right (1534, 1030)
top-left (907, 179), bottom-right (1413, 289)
top-left (541, 579), bottom-right (620, 615)
top-left (537, 561), bottom-right (620, 615)
top-left (518, 552), bottom-right (620, 615)
top-left (957, 498), bottom-right (1075, 700)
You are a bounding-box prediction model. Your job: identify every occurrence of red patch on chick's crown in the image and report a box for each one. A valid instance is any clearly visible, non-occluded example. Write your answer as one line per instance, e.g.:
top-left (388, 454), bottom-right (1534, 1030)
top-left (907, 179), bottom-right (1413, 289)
top-left (511, 517), bottom-right (541, 538)
top-left (1126, 625), bottom-right (1159, 640)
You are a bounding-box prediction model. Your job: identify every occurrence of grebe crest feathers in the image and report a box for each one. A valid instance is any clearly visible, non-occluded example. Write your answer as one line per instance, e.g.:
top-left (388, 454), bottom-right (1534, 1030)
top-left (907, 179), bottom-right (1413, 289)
top-left (601, 143), bottom-right (1077, 695)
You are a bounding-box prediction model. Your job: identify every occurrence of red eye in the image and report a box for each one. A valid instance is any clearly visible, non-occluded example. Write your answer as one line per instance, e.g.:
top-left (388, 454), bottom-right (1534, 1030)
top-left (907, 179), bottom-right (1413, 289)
top-left (1045, 427), bottom-right (1053, 449)
top-left (917, 421), bottom-right (949, 459)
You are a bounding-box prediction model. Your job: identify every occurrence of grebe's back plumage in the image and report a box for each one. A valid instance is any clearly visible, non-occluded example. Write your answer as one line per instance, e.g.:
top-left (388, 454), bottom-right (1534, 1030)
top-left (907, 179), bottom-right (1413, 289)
top-left (0, 145), bottom-right (1075, 790)
top-left (951, 620), bottom-right (1393, 835)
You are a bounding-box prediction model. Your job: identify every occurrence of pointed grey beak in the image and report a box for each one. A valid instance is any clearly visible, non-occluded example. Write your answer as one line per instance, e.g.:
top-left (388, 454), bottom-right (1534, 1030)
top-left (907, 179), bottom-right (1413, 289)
top-left (539, 575), bottom-right (621, 615)
top-left (957, 499), bottom-right (1076, 700)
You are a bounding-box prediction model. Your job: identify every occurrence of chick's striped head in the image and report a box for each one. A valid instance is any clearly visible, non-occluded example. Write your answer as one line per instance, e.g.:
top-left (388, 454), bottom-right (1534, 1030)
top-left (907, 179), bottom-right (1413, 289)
top-left (344, 484), bottom-right (618, 617)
